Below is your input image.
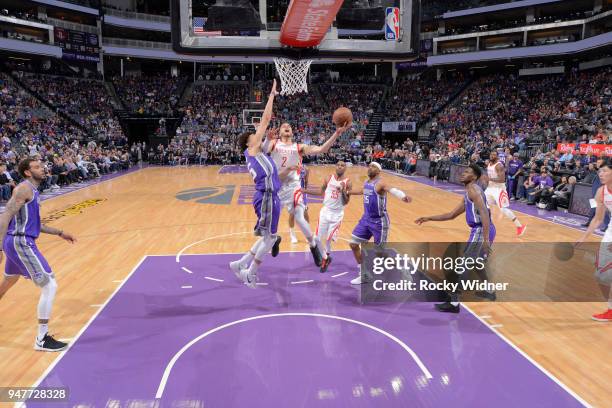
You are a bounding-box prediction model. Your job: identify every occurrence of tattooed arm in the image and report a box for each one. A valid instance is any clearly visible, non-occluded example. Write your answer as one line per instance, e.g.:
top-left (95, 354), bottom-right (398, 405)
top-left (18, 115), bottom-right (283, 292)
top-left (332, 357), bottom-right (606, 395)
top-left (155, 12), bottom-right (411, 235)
top-left (0, 184), bottom-right (32, 257)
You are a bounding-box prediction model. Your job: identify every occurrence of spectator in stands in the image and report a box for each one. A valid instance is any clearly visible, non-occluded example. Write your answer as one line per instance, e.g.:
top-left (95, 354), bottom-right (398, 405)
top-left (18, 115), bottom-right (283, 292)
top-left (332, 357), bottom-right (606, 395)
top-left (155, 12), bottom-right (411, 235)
top-left (507, 153), bottom-right (524, 200)
top-left (528, 169), bottom-right (554, 205)
top-left (549, 175), bottom-right (577, 211)
top-left (518, 171), bottom-right (537, 202)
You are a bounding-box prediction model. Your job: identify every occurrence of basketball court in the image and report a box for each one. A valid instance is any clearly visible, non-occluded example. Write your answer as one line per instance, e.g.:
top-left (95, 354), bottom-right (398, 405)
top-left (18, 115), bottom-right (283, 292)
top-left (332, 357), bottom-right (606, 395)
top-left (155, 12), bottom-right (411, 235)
top-left (0, 165), bottom-right (609, 407)
top-left (0, 0), bottom-right (610, 407)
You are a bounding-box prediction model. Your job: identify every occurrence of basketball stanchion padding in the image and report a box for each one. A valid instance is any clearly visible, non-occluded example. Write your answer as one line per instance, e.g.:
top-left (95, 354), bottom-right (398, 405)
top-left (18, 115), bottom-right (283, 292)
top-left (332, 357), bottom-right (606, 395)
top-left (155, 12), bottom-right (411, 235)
top-left (274, 57), bottom-right (313, 95)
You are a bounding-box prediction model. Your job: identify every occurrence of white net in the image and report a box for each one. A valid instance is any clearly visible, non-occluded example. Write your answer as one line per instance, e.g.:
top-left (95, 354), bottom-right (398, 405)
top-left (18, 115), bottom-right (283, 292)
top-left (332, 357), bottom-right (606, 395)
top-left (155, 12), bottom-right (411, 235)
top-left (273, 57), bottom-right (313, 95)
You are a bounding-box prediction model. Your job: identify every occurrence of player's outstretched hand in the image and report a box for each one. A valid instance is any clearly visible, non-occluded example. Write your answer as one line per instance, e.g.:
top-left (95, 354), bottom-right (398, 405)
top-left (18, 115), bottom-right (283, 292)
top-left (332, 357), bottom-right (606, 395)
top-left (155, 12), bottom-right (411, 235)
top-left (60, 231), bottom-right (77, 244)
top-left (335, 121), bottom-right (352, 135)
top-left (402, 195), bottom-right (412, 203)
top-left (267, 127), bottom-right (279, 140)
top-left (414, 217), bottom-right (429, 225)
top-left (270, 79), bottom-right (279, 97)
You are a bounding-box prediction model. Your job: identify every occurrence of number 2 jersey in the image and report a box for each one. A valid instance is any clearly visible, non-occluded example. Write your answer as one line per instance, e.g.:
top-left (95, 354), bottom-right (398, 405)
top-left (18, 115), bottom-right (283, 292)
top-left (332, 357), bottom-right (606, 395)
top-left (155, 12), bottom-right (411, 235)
top-left (269, 140), bottom-right (302, 187)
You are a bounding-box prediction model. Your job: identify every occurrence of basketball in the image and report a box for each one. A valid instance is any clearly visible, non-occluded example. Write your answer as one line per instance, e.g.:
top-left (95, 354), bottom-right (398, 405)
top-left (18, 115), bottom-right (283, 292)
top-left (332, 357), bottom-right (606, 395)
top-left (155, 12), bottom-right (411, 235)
top-left (332, 107), bottom-right (353, 127)
top-left (553, 242), bottom-right (575, 262)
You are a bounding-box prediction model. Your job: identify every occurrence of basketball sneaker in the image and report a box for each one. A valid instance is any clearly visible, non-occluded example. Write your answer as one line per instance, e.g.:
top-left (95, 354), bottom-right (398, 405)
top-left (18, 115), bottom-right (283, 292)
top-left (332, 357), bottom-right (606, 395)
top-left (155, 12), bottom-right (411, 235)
top-left (435, 302), bottom-right (460, 314)
top-left (320, 256), bottom-right (332, 273)
top-left (34, 334), bottom-right (68, 352)
top-left (591, 309), bottom-right (612, 322)
top-left (516, 225), bottom-right (527, 237)
top-left (290, 232), bottom-right (298, 244)
top-left (229, 261), bottom-right (246, 280)
top-left (350, 271), bottom-right (372, 285)
top-left (240, 268), bottom-right (257, 289)
top-left (310, 245), bottom-right (322, 267)
top-left (271, 236), bottom-right (282, 257)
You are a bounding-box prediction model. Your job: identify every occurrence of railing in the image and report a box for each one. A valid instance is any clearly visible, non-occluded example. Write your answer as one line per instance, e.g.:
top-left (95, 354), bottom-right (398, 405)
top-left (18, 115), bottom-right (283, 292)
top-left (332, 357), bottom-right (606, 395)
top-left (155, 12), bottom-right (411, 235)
top-left (46, 17), bottom-right (97, 33)
top-left (102, 37), bottom-right (171, 49)
top-left (102, 8), bottom-right (170, 23)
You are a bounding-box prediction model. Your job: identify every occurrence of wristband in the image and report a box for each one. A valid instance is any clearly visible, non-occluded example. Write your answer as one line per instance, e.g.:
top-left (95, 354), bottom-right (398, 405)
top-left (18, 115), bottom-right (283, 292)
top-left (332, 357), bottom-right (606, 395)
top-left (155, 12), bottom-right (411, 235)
top-left (389, 188), bottom-right (406, 200)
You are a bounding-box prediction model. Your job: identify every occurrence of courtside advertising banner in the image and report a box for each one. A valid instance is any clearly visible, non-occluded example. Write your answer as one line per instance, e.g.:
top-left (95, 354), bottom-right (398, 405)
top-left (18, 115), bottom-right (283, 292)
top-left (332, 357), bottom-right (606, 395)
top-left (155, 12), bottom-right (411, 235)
top-left (279, 0), bottom-right (344, 47)
top-left (557, 143), bottom-right (612, 156)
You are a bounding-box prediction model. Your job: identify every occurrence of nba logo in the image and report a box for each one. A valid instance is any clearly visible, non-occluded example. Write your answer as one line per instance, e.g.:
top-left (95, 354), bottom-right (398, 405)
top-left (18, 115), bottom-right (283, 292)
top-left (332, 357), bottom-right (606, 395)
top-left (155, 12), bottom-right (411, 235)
top-left (385, 7), bottom-right (400, 41)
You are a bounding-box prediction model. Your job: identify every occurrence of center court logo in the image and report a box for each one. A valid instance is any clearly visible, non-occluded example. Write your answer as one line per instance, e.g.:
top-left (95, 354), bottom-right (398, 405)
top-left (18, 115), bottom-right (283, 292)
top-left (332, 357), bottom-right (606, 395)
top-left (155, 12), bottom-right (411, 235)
top-left (175, 186), bottom-right (236, 205)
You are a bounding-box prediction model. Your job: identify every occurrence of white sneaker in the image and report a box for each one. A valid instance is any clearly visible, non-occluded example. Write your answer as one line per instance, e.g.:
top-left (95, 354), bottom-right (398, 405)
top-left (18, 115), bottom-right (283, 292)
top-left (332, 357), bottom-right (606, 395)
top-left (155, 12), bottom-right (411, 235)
top-left (240, 268), bottom-right (257, 289)
top-left (290, 233), bottom-right (298, 244)
top-left (350, 273), bottom-right (372, 285)
top-left (229, 260), bottom-right (246, 280)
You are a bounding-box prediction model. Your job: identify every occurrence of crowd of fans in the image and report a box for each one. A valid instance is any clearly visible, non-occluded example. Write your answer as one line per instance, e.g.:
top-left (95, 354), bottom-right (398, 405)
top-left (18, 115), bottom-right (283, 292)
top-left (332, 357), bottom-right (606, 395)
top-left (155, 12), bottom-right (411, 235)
top-left (20, 73), bottom-right (125, 143)
top-left (385, 72), bottom-right (469, 125)
top-left (113, 75), bottom-right (184, 115)
top-left (0, 72), bottom-right (131, 200)
top-left (2, 62), bottom-right (611, 218)
top-left (427, 68), bottom-right (611, 164)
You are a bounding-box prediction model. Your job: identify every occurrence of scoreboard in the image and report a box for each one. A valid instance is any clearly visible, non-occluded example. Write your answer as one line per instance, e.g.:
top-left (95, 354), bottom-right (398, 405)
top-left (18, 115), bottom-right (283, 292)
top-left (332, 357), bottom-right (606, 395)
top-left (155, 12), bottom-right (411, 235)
top-left (54, 27), bottom-right (100, 63)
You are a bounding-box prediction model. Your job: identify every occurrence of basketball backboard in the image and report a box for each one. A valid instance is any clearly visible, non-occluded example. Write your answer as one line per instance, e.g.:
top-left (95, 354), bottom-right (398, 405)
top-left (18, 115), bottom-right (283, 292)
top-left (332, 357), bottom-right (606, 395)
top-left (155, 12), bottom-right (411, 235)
top-left (171, 0), bottom-right (420, 61)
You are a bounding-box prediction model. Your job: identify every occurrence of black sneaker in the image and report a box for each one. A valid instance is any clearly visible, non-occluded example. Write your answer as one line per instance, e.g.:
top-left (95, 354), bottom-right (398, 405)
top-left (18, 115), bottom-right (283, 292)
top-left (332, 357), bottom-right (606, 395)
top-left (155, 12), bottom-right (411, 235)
top-left (271, 236), bottom-right (282, 257)
top-left (320, 256), bottom-right (332, 273)
top-left (435, 302), bottom-right (460, 314)
top-left (475, 291), bottom-right (497, 301)
top-left (34, 333), bottom-right (68, 352)
top-left (310, 245), bottom-right (322, 267)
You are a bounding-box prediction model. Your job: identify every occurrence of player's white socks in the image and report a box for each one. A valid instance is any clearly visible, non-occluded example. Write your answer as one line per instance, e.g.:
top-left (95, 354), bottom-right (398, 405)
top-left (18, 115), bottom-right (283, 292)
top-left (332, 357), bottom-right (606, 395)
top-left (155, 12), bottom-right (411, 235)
top-left (501, 208), bottom-right (522, 227)
top-left (294, 206), bottom-right (316, 247)
top-left (37, 323), bottom-right (48, 340)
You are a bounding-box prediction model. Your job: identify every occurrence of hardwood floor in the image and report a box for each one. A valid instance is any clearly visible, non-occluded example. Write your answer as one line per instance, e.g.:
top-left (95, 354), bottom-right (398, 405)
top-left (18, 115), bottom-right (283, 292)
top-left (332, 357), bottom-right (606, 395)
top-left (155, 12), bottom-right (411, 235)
top-left (0, 165), bottom-right (609, 407)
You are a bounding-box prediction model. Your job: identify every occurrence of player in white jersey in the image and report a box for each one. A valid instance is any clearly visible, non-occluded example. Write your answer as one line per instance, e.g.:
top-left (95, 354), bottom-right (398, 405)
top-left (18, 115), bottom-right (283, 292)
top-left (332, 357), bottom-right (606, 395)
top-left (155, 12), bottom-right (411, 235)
top-left (484, 151), bottom-right (527, 236)
top-left (288, 165), bottom-right (310, 243)
top-left (576, 162), bottom-right (612, 322)
top-left (304, 161), bottom-right (351, 272)
top-left (265, 121), bottom-right (351, 266)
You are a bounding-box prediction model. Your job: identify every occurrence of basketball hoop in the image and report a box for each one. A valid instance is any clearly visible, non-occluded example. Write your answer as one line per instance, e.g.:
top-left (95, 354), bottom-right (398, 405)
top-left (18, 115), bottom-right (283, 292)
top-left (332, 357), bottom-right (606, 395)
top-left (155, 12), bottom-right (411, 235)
top-left (273, 57), bottom-right (313, 95)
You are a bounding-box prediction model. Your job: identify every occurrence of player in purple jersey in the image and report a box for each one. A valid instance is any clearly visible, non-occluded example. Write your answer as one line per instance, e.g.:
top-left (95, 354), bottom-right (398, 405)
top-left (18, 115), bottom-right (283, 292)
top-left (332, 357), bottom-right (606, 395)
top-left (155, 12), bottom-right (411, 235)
top-left (348, 162), bottom-right (411, 284)
top-left (230, 80), bottom-right (289, 288)
top-left (0, 158), bottom-right (76, 351)
top-left (415, 164), bottom-right (497, 313)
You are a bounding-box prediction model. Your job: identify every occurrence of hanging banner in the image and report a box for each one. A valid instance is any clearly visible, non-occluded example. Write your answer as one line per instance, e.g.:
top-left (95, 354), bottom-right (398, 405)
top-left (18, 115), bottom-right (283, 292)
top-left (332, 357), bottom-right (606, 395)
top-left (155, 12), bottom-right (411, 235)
top-left (279, 0), bottom-right (344, 48)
